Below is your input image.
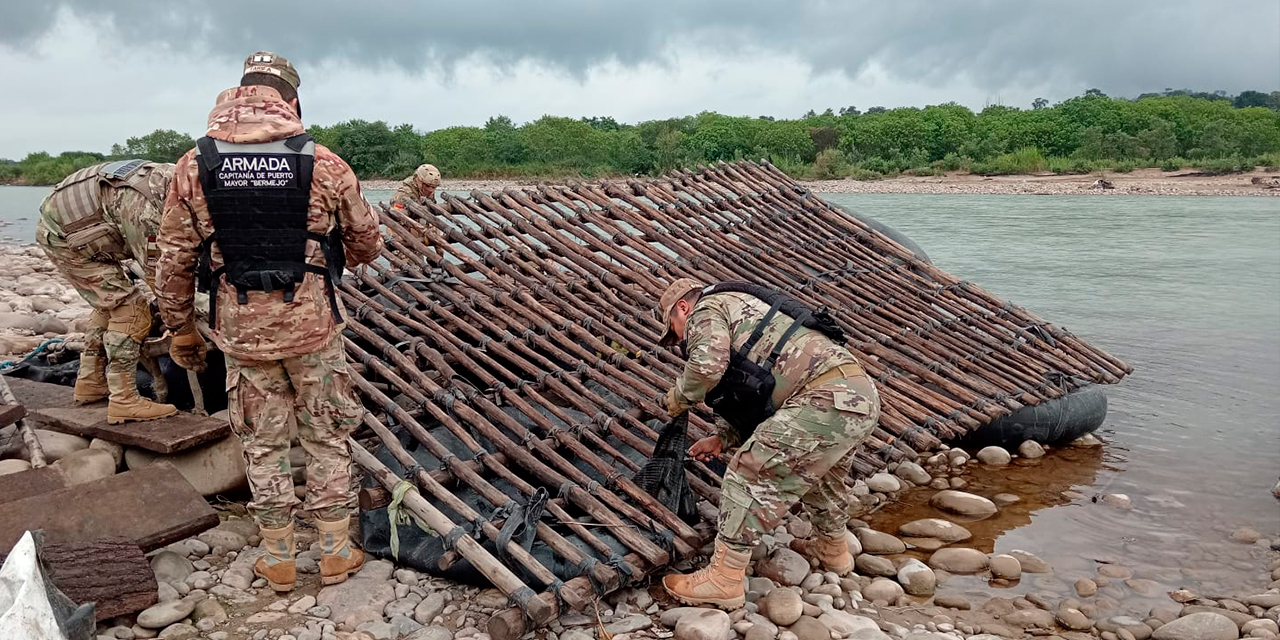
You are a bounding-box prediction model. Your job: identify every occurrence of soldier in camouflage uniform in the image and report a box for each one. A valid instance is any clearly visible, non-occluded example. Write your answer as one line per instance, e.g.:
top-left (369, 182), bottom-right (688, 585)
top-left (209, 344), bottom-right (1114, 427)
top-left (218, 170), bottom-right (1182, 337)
top-left (655, 278), bottom-right (880, 609)
top-left (389, 164), bottom-right (441, 210)
top-left (36, 161), bottom-right (179, 424)
top-left (156, 52), bottom-right (383, 593)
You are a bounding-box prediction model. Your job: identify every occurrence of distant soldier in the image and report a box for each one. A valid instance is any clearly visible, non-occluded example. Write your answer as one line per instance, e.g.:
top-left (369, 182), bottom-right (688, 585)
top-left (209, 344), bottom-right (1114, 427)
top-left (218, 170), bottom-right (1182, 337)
top-left (655, 279), bottom-right (880, 608)
top-left (35, 161), bottom-right (179, 424)
top-left (389, 163), bottom-right (441, 209)
top-left (157, 51), bottom-right (383, 593)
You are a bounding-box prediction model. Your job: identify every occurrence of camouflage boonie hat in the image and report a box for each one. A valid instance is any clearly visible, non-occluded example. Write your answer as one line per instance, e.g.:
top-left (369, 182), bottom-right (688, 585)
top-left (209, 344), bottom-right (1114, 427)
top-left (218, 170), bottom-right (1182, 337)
top-left (414, 164), bottom-right (442, 187)
top-left (243, 51), bottom-right (300, 89)
top-left (656, 278), bottom-right (705, 346)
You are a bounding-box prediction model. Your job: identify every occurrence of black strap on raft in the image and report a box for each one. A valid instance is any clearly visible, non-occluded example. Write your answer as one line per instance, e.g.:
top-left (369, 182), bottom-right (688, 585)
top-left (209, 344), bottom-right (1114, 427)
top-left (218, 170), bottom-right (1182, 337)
top-left (631, 414), bottom-right (700, 524)
top-left (700, 281), bottom-right (846, 440)
top-left (194, 133), bottom-right (345, 327)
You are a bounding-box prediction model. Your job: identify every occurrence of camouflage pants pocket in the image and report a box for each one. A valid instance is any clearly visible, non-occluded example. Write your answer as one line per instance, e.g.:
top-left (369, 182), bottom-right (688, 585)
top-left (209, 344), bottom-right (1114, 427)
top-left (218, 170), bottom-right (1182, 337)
top-left (717, 421), bottom-right (823, 552)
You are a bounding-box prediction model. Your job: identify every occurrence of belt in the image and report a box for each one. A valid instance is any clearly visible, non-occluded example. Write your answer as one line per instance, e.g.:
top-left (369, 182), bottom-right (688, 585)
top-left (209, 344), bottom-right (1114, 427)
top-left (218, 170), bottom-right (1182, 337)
top-left (801, 362), bottom-right (866, 392)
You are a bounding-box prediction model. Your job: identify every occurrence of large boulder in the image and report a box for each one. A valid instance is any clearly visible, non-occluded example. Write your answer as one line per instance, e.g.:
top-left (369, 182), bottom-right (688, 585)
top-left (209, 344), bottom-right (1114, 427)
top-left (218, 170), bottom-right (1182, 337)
top-left (927, 548), bottom-right (989, 574)
top-left (1151, 612), bottom-right (1240, 640)
top-left (896, 559), bottom-right (937, 596)
top-left (52, 448), bottom-right (117, 486)
top-left (33, 429), bottom-right (89, 462)
top-left (897, 519), bottom-right (972, 543)
top-left (674, 609), bottom-right (732, 640)
top-left (125, 435), bottom-right (247, 496)
top-left (755, 548), bottom-right (809, 586)
top-left (929, 490), bottom-right (998, 519)
top-left (854, 528), bottom-right (906, 555)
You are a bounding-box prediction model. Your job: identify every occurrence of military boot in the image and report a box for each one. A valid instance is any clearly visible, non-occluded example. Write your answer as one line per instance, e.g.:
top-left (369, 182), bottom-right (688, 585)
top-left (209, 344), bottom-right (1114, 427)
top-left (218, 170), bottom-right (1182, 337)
top-left (73, 353), bottom-right (109, 403)
top-left (662, 541), bottom-right (751, 609)
top-left (316, 515), bottom-right (366, 586)
top-left (105, 370), bottom-right (178, 424)
top-left (790, 531), bottom-right (854, 576)
top-left (253, 523), bottom-right (296, 592)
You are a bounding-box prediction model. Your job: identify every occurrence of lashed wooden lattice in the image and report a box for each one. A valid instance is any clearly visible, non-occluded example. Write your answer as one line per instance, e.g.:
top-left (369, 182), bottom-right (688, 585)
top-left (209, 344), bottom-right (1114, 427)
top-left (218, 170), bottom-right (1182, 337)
top-left (341, 160), bottom-right (1130, 637)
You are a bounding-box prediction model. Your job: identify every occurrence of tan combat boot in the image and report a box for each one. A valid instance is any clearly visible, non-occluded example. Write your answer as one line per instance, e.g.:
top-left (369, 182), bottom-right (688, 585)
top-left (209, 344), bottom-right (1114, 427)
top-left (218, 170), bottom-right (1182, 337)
top-left (662, 541), bottom-right (751, 609)
top-left (790, 531), bottom-right (854, 576)
top-left (253, 523), bottom-right (297, 592)
top-left (316, 515), bottom-right (366, 586)
top-left (105, 370), bottom-right (178, 424)
top-left (73, 353), bottom-right (109, 403)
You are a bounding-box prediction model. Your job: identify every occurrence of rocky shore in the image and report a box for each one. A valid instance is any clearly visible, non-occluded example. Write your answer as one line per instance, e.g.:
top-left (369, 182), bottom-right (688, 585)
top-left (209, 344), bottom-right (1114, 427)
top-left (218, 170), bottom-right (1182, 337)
top-left (361, 168), bottom-right (1280, 198)
top-left (0, 243), bottom-right (93, 358)
top-left (14, 434), bottom-right (1262, 640)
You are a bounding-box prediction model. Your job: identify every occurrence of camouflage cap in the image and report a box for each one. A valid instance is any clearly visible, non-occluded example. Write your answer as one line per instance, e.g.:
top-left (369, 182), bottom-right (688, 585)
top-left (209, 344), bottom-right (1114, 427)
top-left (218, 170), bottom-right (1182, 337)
top-left (243, 51), bottom-right (300, 89)
top-left (656, 278), bottom-right (705, 346)
top-left (414, 164), bottom-right (442, 187)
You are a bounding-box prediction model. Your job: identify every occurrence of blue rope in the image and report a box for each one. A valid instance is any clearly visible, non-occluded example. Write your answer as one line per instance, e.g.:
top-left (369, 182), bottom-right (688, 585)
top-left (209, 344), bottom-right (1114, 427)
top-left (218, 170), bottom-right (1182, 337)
top-left (0, 338), bottom-right (64, 370)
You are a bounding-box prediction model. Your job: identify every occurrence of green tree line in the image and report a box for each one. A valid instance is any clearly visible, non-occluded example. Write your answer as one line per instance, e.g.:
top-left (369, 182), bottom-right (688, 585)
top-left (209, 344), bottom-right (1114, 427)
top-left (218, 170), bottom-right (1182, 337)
top-left (4, 89), bottom-right (1279, 186)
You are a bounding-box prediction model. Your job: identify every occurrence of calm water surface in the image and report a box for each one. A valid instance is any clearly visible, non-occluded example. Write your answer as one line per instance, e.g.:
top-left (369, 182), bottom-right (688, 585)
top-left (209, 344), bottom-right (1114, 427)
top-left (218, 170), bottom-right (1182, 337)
top-left (2, 186), bottom-right (1277, 605)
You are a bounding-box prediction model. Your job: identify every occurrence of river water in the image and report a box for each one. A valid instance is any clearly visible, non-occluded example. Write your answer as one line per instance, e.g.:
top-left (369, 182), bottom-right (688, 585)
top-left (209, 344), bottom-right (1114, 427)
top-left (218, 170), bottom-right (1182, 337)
top-left (2, 186), bottom-right (1277, 608)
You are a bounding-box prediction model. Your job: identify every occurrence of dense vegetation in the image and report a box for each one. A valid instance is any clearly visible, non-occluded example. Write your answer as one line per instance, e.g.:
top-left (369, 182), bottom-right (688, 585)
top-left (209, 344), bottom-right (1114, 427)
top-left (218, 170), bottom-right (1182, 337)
top-left (4, 89), bottom-right (1279, 186)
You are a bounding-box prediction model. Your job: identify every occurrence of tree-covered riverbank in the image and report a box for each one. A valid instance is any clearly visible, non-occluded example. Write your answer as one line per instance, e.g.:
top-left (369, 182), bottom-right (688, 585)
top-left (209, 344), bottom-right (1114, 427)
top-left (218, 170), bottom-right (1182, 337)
top-left (4, 90), bottom-right (1278, 186)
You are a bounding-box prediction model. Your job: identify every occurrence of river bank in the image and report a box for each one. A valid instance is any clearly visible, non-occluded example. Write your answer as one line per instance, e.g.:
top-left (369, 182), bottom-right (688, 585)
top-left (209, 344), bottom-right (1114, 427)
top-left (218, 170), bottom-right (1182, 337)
top-left (361, 167), bottom-right (1280, 198)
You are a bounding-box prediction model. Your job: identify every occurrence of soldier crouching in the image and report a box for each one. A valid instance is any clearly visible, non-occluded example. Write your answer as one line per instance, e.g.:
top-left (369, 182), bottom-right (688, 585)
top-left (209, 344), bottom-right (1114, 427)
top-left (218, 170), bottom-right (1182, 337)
top-left (654, 278), bottom-right (881, 609)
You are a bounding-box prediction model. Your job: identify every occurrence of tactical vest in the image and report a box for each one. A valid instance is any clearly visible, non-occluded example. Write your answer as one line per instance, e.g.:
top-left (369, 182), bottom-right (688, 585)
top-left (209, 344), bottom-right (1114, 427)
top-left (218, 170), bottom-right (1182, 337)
top-left (695, 281), bottom-right (846, 440)
top-left (193, 134), bottom-right (344, 326)
top-left (46, 160), bottom-right (163, 256)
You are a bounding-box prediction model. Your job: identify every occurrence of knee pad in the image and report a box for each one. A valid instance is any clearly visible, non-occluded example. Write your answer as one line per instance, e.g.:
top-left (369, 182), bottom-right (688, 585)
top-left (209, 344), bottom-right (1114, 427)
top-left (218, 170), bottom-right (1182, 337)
top-left (107, 295), bottom-right (154, 342)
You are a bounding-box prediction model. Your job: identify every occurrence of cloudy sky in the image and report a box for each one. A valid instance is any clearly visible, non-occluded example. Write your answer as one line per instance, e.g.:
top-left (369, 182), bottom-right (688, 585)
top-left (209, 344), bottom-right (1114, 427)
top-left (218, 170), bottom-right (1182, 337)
top-left (1, 1), bottom-right (1277, 158)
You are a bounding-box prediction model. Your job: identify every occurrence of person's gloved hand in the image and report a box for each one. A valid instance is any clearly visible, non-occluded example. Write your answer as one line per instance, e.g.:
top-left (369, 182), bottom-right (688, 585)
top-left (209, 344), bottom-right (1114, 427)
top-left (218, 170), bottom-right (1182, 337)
top-left (663, 387), bottom-right (690, 416)
top-left (169, 325), bottom-right (208, 372)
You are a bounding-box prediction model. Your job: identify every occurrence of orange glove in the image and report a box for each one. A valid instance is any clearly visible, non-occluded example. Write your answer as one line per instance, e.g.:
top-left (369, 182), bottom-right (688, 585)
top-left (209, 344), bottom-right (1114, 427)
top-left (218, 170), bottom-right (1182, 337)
top-left (169, 326), bottom-right (208, 372)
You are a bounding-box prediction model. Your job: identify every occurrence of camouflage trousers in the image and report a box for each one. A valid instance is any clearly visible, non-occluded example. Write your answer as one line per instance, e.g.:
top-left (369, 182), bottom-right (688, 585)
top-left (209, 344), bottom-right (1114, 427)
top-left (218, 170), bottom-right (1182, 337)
top-left (225, 334), bottom-right (365, 529)
top-left (717, 376), bottom-right (880, 553)
top-left (36, 219), bottom-right (142, 375)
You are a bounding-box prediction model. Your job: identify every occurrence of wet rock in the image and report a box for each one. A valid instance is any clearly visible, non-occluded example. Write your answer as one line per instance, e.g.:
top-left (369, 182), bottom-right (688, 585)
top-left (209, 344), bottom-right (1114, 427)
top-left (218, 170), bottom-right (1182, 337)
top-left (895, 461), bottom-right (931, 485)
top-left (150, 551), bottom-right (194, 585)
top-left (125, 436), bottom-right (247, 497)
top-left (897, 518), bottom-right (971, 543)
top-left (976, 446), bottom-right (1011, 466)
top-left (989, 554), bottom-right (1022, 581)
top-left (934, 594), bottom-right (971, 610)
top-left (675, 609), bottom-right (732, 640)
top-left (1102, 493), bottom-right (1133, 509)
top-left (1151, 612), bottom-right (1238, 640)
top-left (0, 459), bottom-right (31, 475)
top-left (901, 536), bottom-right (947, 552)
top-left (137, 599), bottom-right (196, 629)
top-left (33, 429), bottom-right (89, 462)
top-left (757, 548), bottom-right (809, 586)
top-left (897, 559), bottom-right (937, 596)
top-left (863, 577), bottom-right (904, 604)
top-left (929, 490), bottom-right (998, 518)
top-left (1008, 550), bottom-right (1052, 573)
top-left (1075, 578), bottom-right (1098, 597)
top-left (1002, 609), bottom-right (1055, 629)
top-left (866, 473), bottom-right (900, 493)
top-left (854, 554), bottom-right (896, 577)
top-left (927, 548), bottom-right (989, 574)
top-left (1057, 607), bottom-right (1092, 631)
top-left (817, 610), bottom-right (879, 637)
top-left (1246, 592), bottom-right (1280, 608)
top-left (928, 478), bottom-right (949, 490)
top-left (854, 528), bottom-right (905, 555)
top-left (1230, 527), bottom-right (1261, 543)
top-left (1017, 440), bottom-right (1046, 458)
top-left (761, 588), bottom-right (803, 626)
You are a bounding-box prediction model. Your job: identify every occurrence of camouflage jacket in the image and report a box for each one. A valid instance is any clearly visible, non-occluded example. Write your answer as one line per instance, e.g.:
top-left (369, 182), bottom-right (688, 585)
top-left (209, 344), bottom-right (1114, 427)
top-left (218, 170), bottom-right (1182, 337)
top-left (40, 162), bottom-right (175, 284)
top-left (156, 85), bottom-right (383, 361)
top-left (389, 177), bottom-right (433, 209)
top-left (672, 291), bottom-right (871, 444)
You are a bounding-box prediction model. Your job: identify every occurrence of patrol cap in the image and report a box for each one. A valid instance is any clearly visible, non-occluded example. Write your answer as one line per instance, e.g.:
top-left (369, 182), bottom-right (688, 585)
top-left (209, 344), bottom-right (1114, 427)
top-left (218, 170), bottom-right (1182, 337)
top-left (414, 164), bottom-right (442, 187)
top-left (655, 278), bottom-right (705, 346)
top-left (243, 51), bottom-right (300, 89)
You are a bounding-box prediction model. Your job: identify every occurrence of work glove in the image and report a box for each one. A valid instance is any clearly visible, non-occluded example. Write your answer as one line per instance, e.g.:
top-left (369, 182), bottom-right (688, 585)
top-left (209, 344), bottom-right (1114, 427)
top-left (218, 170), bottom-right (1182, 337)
top-left (663, 387), bottom-right (691, 416)
top-left (169, 326), bottom-right (208, 373)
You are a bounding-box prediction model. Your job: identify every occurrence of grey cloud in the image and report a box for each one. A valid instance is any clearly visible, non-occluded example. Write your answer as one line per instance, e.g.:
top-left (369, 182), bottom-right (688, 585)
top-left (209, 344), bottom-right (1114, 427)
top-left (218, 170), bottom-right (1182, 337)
top-left (3, 1), bottom-right (1278, 98)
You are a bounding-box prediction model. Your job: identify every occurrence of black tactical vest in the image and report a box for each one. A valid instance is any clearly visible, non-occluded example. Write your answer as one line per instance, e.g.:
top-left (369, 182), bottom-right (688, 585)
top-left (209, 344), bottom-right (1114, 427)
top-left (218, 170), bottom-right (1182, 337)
top-left (695, 281), bottom-right (846, 440)
top-left (194, 134), bottom-right (344, 325)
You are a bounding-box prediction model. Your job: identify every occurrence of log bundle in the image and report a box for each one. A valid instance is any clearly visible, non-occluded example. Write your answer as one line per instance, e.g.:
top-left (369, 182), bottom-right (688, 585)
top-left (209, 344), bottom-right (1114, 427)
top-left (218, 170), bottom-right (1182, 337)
top-left (341, 160), bottom-right (1130, 637)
